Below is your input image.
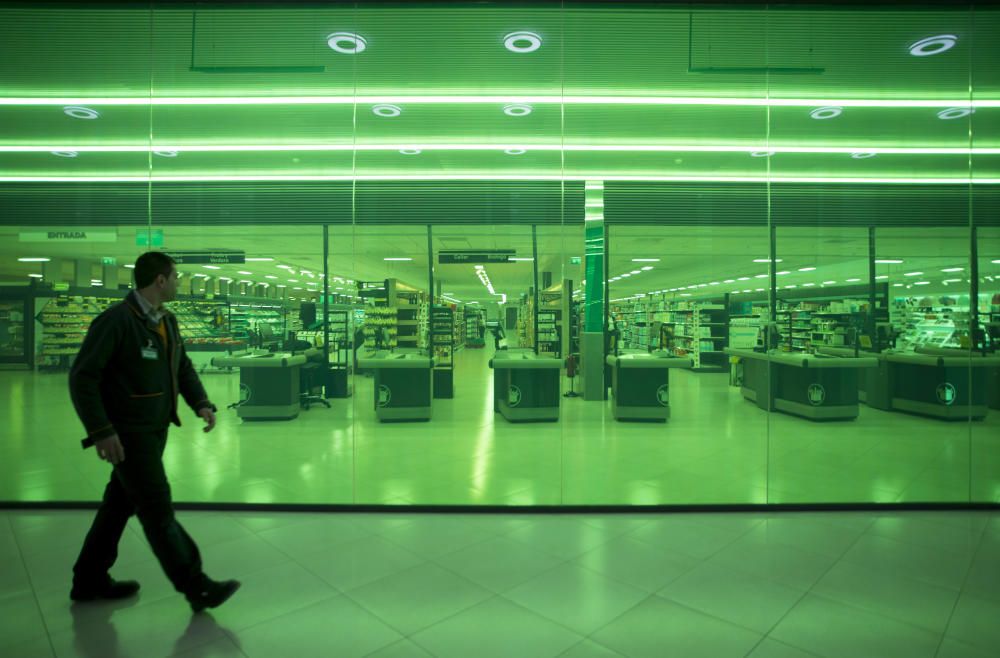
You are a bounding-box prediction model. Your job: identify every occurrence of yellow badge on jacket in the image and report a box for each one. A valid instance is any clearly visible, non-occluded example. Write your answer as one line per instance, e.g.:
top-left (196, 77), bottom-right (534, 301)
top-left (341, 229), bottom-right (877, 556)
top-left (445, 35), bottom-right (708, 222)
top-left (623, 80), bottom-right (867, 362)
top-left (141, 339), bottom-right (159, 360)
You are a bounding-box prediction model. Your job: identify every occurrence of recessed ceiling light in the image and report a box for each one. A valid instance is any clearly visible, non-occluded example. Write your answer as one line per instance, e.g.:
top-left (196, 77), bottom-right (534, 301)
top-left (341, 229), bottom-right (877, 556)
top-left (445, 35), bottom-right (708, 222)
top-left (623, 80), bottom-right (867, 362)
top-left (941, 267), bottom-right (964, 272)
top-left (750, 150), bottom-right (775, 158)
top-left (237, 270), bottom-right (252, 275)
top-left (503, 104), bottom-right (532, 117)
top-left (709, 282), bottom-right (720, 285)
top-left (875, 275), bottom-right (888, 280)
top-left (640, 266), bottom-right (654, 271)
top-left (630, 270), bottom-right (641, 275)
top-left (327, 32), bottom-right (367, 54)
top-left (503, 31), bottom-right (541, 53)
top-left (904, 271), bottom-right (924, 276)
top-left (908, 34), bottom-right (957, 57)
top-left (203, 265), bottom-right (221, 270)
top-left (632, 258), bottom-right (660, 262)
top-left (372, 104), bottom-right (402, 117)
top-left (823, 280), bottom-right (836, 285)
top-left (810, 106), bottom-right (842, 120)
top-left (399, 148), bottom-right (421, 155)
top-left (51, 150), bottom-right (78, 158)
top-left (802, 283), bottom-right (816, 287)
top-left (63, 105), bottom-right (100, 120)
top-left (384, 257), bottom-right (413, 261)
top-left (846, 278), bottom-right (861, 282)
top-left (246, 258), bottom-right (274, 262)
top-left (723, 279), bottom-right (735, 283)
top-left (265, 275), bottom-right (278, 279)
top-left (753, 258), bottom-right (782, 263)
top-left (785, 285), bottom-right (797, 289)
top-left (875, 259), bottom-right (903, 264)
top-left (737, 276), bottom-right (750, 281)
top-left (154, 150), bottom-right (177, 157)
top-left (798, 267), bottom-right (816, 271)
top-left (913, 281), bottom-right (930, 285)
top-left (28, 273), bottom-right (42, 278)
top-left (504, 148), bottom-right (526, 155)
top-left (943, 278), bottom-right (962, 284)
top-left (776, 271), bottom-right (791, 275)
top-left (620, 273), bottom-right (631, 278)
top-left (937, 107), bottom-right (974, 120)
top-left (851, 151), bottom-right (877, 159)
top-left (755, 274), bottom-right (768, 279)
top-left (18, 257), bottom-right (50, 262)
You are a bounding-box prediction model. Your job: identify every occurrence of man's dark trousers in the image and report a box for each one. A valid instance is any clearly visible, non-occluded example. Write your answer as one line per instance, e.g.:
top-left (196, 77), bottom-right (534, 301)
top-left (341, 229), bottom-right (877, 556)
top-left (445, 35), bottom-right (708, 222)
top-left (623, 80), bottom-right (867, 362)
top-left (73, 429), bottom-right (202, 593)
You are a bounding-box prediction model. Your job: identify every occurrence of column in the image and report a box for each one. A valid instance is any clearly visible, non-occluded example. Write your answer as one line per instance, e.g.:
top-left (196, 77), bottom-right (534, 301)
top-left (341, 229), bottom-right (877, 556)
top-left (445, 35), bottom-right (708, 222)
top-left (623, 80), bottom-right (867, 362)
top-left (581, 180), bottom-right (606, 401)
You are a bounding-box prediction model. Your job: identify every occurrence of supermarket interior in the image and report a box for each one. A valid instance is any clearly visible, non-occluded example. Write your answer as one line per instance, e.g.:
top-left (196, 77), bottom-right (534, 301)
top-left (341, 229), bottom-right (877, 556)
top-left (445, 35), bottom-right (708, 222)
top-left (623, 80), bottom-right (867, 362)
top-left (1, 2), bottom-right (999, 508)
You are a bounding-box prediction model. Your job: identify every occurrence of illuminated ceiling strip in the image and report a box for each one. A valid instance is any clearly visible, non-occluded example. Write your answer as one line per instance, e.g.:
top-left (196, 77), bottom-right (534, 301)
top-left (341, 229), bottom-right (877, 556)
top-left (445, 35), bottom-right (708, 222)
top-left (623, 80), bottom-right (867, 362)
top-left (1, 96), bottom-right (998, 108)
top-left (1, 175), bottom-right (998, 184)
top-left (2, 144), bottom-right (999, 154)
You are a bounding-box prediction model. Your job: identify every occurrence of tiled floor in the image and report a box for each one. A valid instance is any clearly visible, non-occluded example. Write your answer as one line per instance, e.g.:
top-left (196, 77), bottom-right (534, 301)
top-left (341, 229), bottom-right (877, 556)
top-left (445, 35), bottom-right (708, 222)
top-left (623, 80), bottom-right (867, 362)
top-left (1, 508), bottom-right (998, 657)
top-left (1, 347), bottom-right (998, 506)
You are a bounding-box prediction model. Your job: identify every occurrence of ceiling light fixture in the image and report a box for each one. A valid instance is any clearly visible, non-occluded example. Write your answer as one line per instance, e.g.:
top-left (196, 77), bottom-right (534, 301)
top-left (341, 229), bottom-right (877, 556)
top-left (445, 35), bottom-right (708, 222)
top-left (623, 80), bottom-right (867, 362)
top-left (153, 150), bottom-right (177, 157)
top-left (810, 106), bottom-right (842, 120)
top-left (937, 107), bottom-right (974, 120)
top-left (326, 32), bottom-right (367, 54)
top-left (913, 281), bottom-right (930, 285)
top-left (503, 31), bottom-right (542, 53)
top-left (63, 105), bottom-right (100, 119)
top-left (503, 103), bottom-right (532, 116)
top-left (632, 258), bottom-right (660, 262)
top-left (28, 273), bottom-right (42, 278)
top-left (753, 258), bottom-right (782, 263)
top-left (823, 280), bottom-right (836, 285)
top-left (875, 259), bottom-right (903, 264)
top-left (504, 148), bottom-right (526, 155)
top-left (875, 275), bottom-right (888, 280)
top-left (18, 257), bottom-right (50, 262)
top-left (384, 257), bottom-right (413, 261)
top-left (941, 267), bottom-right (964, 272)
top-left (798, 267), bottom-right (816, 271)
top-left (640, 266), bottom-right (654, 271)
top-left (51, 150), bottom-right (78, 158)
top-left (246, 257), bottom-right (274, 262)
top-left (372, 104), bottom-right (402, 117)
top-left (904, 271), bottom-right (924, 276)
top-left (851, 151), bottom-right (877, 159)
top-left (237, 270), bottom-right (251, 275)
top-left (776, 271), bottom-right (791, 275)
top-left (846, 278), bottom-right (861, 282)
top-left (908, 34), bottom-right (957, 57)
top-left (750, 150), bottom-right (775, 158)
top-left (203, 265), bottom-right (220, 270)
top-left (630, 270), bottom-right (641, 275)
top-left (399, 148), bottom-right (421, 155)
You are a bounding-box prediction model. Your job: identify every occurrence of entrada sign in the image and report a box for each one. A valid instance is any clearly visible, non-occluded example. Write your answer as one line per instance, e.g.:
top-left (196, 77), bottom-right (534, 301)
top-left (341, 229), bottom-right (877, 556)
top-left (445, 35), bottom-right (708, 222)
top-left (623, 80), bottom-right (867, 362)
top-left (19, 229), bottom-right (118, 243)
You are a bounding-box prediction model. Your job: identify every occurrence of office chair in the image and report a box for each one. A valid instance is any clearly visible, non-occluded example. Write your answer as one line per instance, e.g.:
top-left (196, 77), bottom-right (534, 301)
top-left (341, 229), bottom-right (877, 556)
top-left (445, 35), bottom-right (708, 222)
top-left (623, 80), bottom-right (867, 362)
top-left (298, 348), bottom-right (331, 410)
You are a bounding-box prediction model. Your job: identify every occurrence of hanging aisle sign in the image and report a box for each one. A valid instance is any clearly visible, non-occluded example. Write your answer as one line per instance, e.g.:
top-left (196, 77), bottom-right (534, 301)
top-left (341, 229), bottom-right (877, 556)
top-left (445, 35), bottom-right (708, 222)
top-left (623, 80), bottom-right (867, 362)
top-left (438, 250), bottom-right (515, 264)
top-left (167, 250), bottom-right (245, 265)
top-left (19, 229), bottom-right (118, 242)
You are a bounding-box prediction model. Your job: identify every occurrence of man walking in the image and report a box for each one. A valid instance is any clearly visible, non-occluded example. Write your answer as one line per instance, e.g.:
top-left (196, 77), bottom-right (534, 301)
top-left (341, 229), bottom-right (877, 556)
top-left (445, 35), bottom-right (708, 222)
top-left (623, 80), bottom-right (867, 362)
top-left (69, 251), bottom-right (240, 612)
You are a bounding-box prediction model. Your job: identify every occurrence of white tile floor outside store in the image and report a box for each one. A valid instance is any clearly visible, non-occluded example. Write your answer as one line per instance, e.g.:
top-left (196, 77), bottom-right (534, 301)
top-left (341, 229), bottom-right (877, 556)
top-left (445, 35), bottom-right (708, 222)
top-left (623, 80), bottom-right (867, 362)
top-left (1, 508), bottom-right (998, 657)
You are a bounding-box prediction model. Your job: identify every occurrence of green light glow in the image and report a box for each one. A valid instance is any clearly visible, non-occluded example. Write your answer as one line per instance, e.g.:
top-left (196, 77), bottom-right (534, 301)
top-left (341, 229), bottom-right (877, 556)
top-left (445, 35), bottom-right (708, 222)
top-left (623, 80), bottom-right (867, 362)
top-left (1, 95), bottom-right (997, 108)
top-left (2, 144), bottom-right (998, 155)
top-left (1, 175), bottom-right (996, 184)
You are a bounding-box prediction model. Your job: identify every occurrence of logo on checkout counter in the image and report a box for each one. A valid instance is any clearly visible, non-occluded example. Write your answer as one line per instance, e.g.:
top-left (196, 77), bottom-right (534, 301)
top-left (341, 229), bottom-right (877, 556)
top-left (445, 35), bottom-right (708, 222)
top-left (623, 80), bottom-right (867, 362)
top-left (508, 385), bottom-right (522, 407)
top-left (656, 385), bottom-right (669, 407)
top-left (936, 383), bottom-right (957, 406)
top-left (239, 383), bottom-right (252, 405)
top-left (807, 384), bottom-right (826, 406)
top-left (377, 385), bottom-right (392, 407)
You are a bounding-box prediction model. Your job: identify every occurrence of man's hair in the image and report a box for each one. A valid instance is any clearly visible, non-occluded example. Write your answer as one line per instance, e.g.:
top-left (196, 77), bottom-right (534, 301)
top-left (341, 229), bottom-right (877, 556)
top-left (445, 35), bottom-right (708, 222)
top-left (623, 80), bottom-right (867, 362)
top-left (134, 252), bottom-right (176, 289)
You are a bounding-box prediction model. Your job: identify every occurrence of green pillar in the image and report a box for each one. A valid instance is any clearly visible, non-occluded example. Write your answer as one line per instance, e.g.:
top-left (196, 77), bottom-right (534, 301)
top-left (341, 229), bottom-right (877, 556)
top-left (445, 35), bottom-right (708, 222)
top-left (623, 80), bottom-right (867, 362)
top-left (581, 181), bottom-right (606, 400)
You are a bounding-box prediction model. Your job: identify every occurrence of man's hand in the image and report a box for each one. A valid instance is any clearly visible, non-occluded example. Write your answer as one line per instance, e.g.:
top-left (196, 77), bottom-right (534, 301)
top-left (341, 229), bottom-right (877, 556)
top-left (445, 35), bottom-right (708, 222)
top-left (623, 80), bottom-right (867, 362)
top-left (198, 407), bottom-right (216, 433)
top-left (94, 434), bottom-right (125, 465)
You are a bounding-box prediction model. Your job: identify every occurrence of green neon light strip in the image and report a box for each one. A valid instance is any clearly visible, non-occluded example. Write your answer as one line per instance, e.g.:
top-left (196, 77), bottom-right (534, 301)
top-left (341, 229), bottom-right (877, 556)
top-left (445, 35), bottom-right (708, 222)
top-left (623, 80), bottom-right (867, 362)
top-left (1, 96), bottom-right (997, 108)
top-left (1, 175), bottom-right (997, 184)
top-left (2, 145), bottom-right (998, 154)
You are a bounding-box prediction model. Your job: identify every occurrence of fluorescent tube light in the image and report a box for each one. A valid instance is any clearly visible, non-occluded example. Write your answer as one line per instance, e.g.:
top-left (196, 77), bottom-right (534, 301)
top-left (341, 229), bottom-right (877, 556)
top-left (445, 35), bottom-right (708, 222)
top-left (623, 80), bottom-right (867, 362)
top-left (941, 267), bottom-right (964, 272)
top-left (632, 258), bottom-right (660, 262)
top-left (903, 272), bottom-right (924, 276)
top-left (798, 267), bottom-right (816, 272)
top-left (18, 257), bottom-right (50, 262)
top-left (875, 259), bottom-right (903, 264)
top-left (384, 257), bottom-right (413, 261)
top-left (246, 257), bottom-right (274, 262)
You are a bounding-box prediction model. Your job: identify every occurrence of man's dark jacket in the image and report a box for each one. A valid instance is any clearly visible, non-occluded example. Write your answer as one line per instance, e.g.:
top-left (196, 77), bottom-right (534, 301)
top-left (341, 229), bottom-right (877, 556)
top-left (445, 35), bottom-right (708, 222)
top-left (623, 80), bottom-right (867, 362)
top-left (69, 291), bottom-right (214, 446)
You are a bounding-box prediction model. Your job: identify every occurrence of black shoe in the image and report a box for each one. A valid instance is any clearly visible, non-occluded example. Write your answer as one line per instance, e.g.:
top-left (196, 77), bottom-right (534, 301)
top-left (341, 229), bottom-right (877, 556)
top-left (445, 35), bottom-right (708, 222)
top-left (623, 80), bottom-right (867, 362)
top-left (70, 578), bottom-right (141, 602)
top-left (187, 578), bottom-right (241, 613)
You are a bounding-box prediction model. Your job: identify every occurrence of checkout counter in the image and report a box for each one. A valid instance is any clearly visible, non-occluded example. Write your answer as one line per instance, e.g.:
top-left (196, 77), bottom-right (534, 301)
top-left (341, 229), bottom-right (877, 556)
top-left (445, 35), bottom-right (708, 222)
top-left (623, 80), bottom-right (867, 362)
top-left (489, 350), bottom-right (562, 422)
top-left (211, 349), bottom-right (309, 420)
top-left (357, 351), bottom-right (434, 421)
top-left (819, 346), bottom-right (1000, 420)
top-left (605, 351), bottom-right (693, 421)
top-left (725, 348), bottom-right (877, 420)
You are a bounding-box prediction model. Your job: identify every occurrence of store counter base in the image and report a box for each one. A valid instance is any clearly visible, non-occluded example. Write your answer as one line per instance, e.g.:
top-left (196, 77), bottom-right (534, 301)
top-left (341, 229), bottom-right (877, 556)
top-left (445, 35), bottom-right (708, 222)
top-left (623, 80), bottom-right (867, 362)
top-left (606, 352), bottom-right (692, 422)
top-left (211, 351), bottom-right (307, 421)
